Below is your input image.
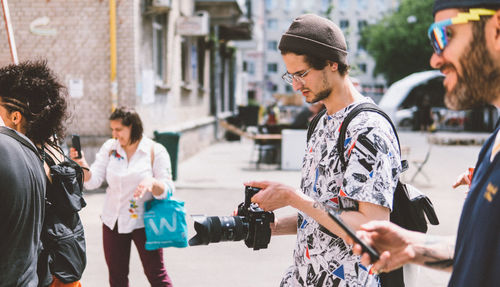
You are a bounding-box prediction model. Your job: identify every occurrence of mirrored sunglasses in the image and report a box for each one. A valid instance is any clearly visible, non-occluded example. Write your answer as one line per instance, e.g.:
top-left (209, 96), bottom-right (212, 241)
top-left (427, 8), bottom-right (495, 55)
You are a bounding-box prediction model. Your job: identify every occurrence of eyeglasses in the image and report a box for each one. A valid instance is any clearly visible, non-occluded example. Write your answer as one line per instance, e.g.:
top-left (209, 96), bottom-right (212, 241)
top-left (428, 8), bottom-right (495, 55)
top-left (282, 68), bottom-right (312, 86)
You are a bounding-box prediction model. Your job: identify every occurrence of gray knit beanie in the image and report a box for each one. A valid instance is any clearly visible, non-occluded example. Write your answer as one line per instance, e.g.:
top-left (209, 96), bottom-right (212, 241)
top-left (434, 0), bottom-right (500, 15)
top-left (279, 14), bottom-right (348, 65)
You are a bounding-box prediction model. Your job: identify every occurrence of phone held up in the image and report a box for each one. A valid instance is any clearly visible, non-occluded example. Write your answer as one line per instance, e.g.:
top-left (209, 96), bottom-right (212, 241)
top-left (327, 210), bottom-right (380, 262)
top-left (72, 134), bottom-right (82, 159)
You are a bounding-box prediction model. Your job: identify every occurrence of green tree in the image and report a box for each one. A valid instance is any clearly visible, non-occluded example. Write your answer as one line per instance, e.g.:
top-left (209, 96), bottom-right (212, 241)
top-left (360, 0), bottom-right (435, 84)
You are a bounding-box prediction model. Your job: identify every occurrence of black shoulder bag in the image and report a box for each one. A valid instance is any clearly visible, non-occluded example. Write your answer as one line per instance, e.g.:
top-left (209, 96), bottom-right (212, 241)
top-left (307, 103), bottom-right (440, 286)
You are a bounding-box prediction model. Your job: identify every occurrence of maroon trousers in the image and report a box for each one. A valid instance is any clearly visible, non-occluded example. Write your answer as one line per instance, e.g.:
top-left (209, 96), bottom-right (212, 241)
top-left (102, 224), bottom-right (173, 287)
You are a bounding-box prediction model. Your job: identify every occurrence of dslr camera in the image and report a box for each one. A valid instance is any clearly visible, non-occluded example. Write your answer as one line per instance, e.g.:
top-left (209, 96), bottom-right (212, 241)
top-left (188, 186), bottom-right (275, 250)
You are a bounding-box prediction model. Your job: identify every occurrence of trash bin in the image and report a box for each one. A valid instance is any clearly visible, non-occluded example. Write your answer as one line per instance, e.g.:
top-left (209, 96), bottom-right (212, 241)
top-left (153, 131), bottom-right (180, 181)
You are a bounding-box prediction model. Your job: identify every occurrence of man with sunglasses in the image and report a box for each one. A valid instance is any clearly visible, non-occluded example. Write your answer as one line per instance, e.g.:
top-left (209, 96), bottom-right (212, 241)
top-left (246, 14), bottom-right (402, 286)
top-left (349, 1), bottom-right (500, 286)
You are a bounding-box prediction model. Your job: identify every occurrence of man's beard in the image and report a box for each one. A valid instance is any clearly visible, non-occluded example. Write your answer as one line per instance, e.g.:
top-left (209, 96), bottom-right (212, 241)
top-left (310, 88), bottom-right (331, 103)
top-left (309, 71), bottom-right (332, 103)
top-left (445, 22), bottom-right (500, 110)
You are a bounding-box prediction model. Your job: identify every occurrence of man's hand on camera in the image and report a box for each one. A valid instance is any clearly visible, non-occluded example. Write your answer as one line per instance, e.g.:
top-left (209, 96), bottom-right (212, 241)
top-left (244, 180), bottom-right (297, 211)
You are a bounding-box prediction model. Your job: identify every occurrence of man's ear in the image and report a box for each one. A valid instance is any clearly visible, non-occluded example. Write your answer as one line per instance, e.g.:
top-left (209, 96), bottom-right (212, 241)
top-left (493, 10), bottom-right (500, 51)
top-left (329, 62), bottom-right (338, 72)
top-left (10, 110), bottom-right (23, 126)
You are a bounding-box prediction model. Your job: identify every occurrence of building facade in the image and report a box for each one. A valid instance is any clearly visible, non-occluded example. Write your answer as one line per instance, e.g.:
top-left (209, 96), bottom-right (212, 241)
top-left (260, 0), bottom-right (399, 102)
top-left (0, 0), bottom-right (251, 163)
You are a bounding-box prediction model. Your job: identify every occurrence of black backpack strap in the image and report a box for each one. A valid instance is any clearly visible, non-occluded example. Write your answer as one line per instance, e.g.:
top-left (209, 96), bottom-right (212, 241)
top-left (307, 108), bottom-right (327, 142)
top-left (336, 102), bottom-right (403, 170)
top-left (0, 126), bottom-right (42, 161)
top-left (495, 115), bottom-right (500, 130)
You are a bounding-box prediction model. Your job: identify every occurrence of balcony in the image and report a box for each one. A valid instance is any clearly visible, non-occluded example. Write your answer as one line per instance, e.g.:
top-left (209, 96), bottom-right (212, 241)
top-left (195, 0), bottom-right (252, 40)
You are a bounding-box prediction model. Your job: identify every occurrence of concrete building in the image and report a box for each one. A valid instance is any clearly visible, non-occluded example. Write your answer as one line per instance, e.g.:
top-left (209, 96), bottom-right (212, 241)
top-left (261, 0), bottom-right (399, 102)
top-left (0, 0), bottom-right (251, 163)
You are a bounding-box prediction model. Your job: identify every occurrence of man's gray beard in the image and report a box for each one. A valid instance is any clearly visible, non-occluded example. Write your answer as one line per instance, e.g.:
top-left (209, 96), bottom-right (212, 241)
top-left (445, 24), bottom-right (500, 110)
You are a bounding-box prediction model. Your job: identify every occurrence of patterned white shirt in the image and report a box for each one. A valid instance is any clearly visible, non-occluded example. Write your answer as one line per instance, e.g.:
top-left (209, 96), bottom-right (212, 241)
top-left (281, 98), bottom-right (401, 287)
top-left (84, 137), bottom-right (175, 233)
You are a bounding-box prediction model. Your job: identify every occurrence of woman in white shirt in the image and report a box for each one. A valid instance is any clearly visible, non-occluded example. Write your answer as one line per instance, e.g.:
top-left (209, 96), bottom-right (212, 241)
top-left (71, 107), bottom-right (174, 287)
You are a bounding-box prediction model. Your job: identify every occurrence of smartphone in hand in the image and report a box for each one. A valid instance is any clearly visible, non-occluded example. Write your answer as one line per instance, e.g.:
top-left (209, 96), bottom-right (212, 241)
top-left (328, 210), bottom-right (380, 262)
top-left (72, 134), bottom-right (82, 159)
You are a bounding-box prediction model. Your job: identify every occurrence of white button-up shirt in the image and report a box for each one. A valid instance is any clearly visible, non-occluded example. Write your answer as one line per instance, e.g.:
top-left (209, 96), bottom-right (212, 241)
top-left (84, 137), bottom-right (175, 233)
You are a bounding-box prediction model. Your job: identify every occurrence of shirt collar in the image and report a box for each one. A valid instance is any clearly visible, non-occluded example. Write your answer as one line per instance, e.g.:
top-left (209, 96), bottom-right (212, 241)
top-left (136, 136), bottom-right (150, 154)
top-left (326, 97), bottom-right (373, 122)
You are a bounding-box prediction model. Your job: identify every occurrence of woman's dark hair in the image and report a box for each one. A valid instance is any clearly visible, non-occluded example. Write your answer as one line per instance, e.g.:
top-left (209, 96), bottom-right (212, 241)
top-left (0, 60), bottom-right (68, 146)
top-left (281, 50), bottom-right (350, 76)
top-left (109, 106), bottom-right (143, 144)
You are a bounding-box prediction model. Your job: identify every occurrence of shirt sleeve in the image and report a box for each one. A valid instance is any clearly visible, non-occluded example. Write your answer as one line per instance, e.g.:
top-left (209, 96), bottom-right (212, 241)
top-left (151, 142), bottom-right (175, 200)
top-left (340, 114), bottom-right (401, 210)
top-left (84, 139), bottom-right (114, 190)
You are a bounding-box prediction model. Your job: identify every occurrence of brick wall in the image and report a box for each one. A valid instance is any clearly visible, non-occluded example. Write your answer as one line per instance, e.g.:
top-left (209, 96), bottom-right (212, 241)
top-left (0, 0), bottom-right (217, 163)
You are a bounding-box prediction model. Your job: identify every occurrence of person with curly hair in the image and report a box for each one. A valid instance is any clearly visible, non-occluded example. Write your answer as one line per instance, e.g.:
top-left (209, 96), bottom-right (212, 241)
top-left (0, 60), bottom-right (84, 287)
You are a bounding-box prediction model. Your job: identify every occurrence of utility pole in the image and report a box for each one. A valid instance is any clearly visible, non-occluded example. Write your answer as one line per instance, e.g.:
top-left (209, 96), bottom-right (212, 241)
top-left (1, 0), bottom-right (18, 64)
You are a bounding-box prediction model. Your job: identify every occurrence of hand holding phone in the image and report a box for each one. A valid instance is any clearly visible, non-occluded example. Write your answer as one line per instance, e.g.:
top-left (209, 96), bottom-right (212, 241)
top-left (328, 210), bottom-right (380, 262)
top-left (72, 134), bottom-right (82, 159)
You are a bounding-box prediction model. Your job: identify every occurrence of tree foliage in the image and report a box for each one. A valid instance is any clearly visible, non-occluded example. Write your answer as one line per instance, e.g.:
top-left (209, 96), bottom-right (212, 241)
top-left (360, 0), bottom-right (435, 84)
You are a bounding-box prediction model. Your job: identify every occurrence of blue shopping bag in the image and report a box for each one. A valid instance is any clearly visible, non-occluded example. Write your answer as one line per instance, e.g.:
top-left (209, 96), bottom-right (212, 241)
top-left (144, 192), bottom-right (188, 250)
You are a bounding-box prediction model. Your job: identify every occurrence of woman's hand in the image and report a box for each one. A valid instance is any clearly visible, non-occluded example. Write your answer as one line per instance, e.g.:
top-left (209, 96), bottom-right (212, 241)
top-left (69, 147), bottom-right (91, 181)
top-left (134, 177), bottom-right (154, 199)
top-left (70, 147), bottom-right (89, 167)
top-left (134, 177), bottom-right (165, 199)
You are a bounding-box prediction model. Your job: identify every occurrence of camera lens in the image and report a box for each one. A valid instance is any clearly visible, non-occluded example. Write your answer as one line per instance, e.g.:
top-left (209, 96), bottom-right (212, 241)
top-left (188, 215), bottom-right (248, 246)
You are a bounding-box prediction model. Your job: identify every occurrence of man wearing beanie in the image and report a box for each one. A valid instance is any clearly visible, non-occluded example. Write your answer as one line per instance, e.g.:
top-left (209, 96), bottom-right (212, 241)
top-left (349, 1), bottom-right (500, 287)
top-left (247, 14), bottom-right (401, 286)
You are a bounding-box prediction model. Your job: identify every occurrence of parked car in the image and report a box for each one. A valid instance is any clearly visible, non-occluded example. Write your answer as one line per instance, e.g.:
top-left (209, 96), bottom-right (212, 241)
top-left (379, 71), bottom-right (497, 131)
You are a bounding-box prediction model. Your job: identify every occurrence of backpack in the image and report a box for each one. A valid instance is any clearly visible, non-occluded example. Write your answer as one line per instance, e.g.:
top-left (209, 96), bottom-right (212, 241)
top-left (0, 127), bottom-right (87, 284)
top-left (40, 146), bottom-right (87, 284)
top-left (307, 102), bottom-right (439, 286)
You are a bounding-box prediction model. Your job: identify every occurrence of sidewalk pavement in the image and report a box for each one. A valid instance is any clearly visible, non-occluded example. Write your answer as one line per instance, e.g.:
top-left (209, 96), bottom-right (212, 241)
top-left (80, 131), bottom-right (486, 287)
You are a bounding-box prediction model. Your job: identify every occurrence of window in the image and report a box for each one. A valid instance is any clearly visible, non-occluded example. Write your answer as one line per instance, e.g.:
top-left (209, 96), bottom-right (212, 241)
top-left (357, 41), bottom-right (365, 51)
top-left (358, 63), bottom-right (367, 73)
top-left (265, 0), bottom-right (276, 11)
top-left (358, 20), bottom-right (368, 32)
top-left (357, 0), bottom-right (368, 11)
top-left (248, 61), bottom-right (255, 75)
top-left (267, 40), bottom-right (277, 51)
top-left (285, 0), bottom-right (295, 12)
top-left (267, 19), bottom-right (278, 29)
top-left (267, 82), bottom-right (277, 92)
top-left (378, 0), bottom-right (386, 12)
top-left (285, 85), bottom-right (294, 93)
top-left (339, 0), bottom-right (349, 11)
top-left (321, 0), bottom-right (331, 13)
top-left (267, 63), bottom-right (278, 73)
top-left (180, 37), bottom-right (199, 84)
top-left (181, 38), bottom-right (188, 82)
top-left (153, 14), bottom-right (167, 82)
top-left (197, 37), bottom-right (206, 87)
top-left (340, 19), bottom-right (349, 29)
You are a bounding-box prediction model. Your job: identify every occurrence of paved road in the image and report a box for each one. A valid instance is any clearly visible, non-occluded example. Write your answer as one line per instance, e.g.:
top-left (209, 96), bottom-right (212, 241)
top-left (80, 131), bottom-right (485, 286)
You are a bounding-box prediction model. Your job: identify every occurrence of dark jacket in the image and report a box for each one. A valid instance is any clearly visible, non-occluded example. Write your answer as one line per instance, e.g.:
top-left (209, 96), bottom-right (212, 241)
top-left (0, 127), bottom-right (46, 287)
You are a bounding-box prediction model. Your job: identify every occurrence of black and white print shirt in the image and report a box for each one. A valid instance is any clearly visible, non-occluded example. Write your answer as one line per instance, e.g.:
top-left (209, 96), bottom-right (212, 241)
top-left (281, 97), bottom-right (401, 287)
